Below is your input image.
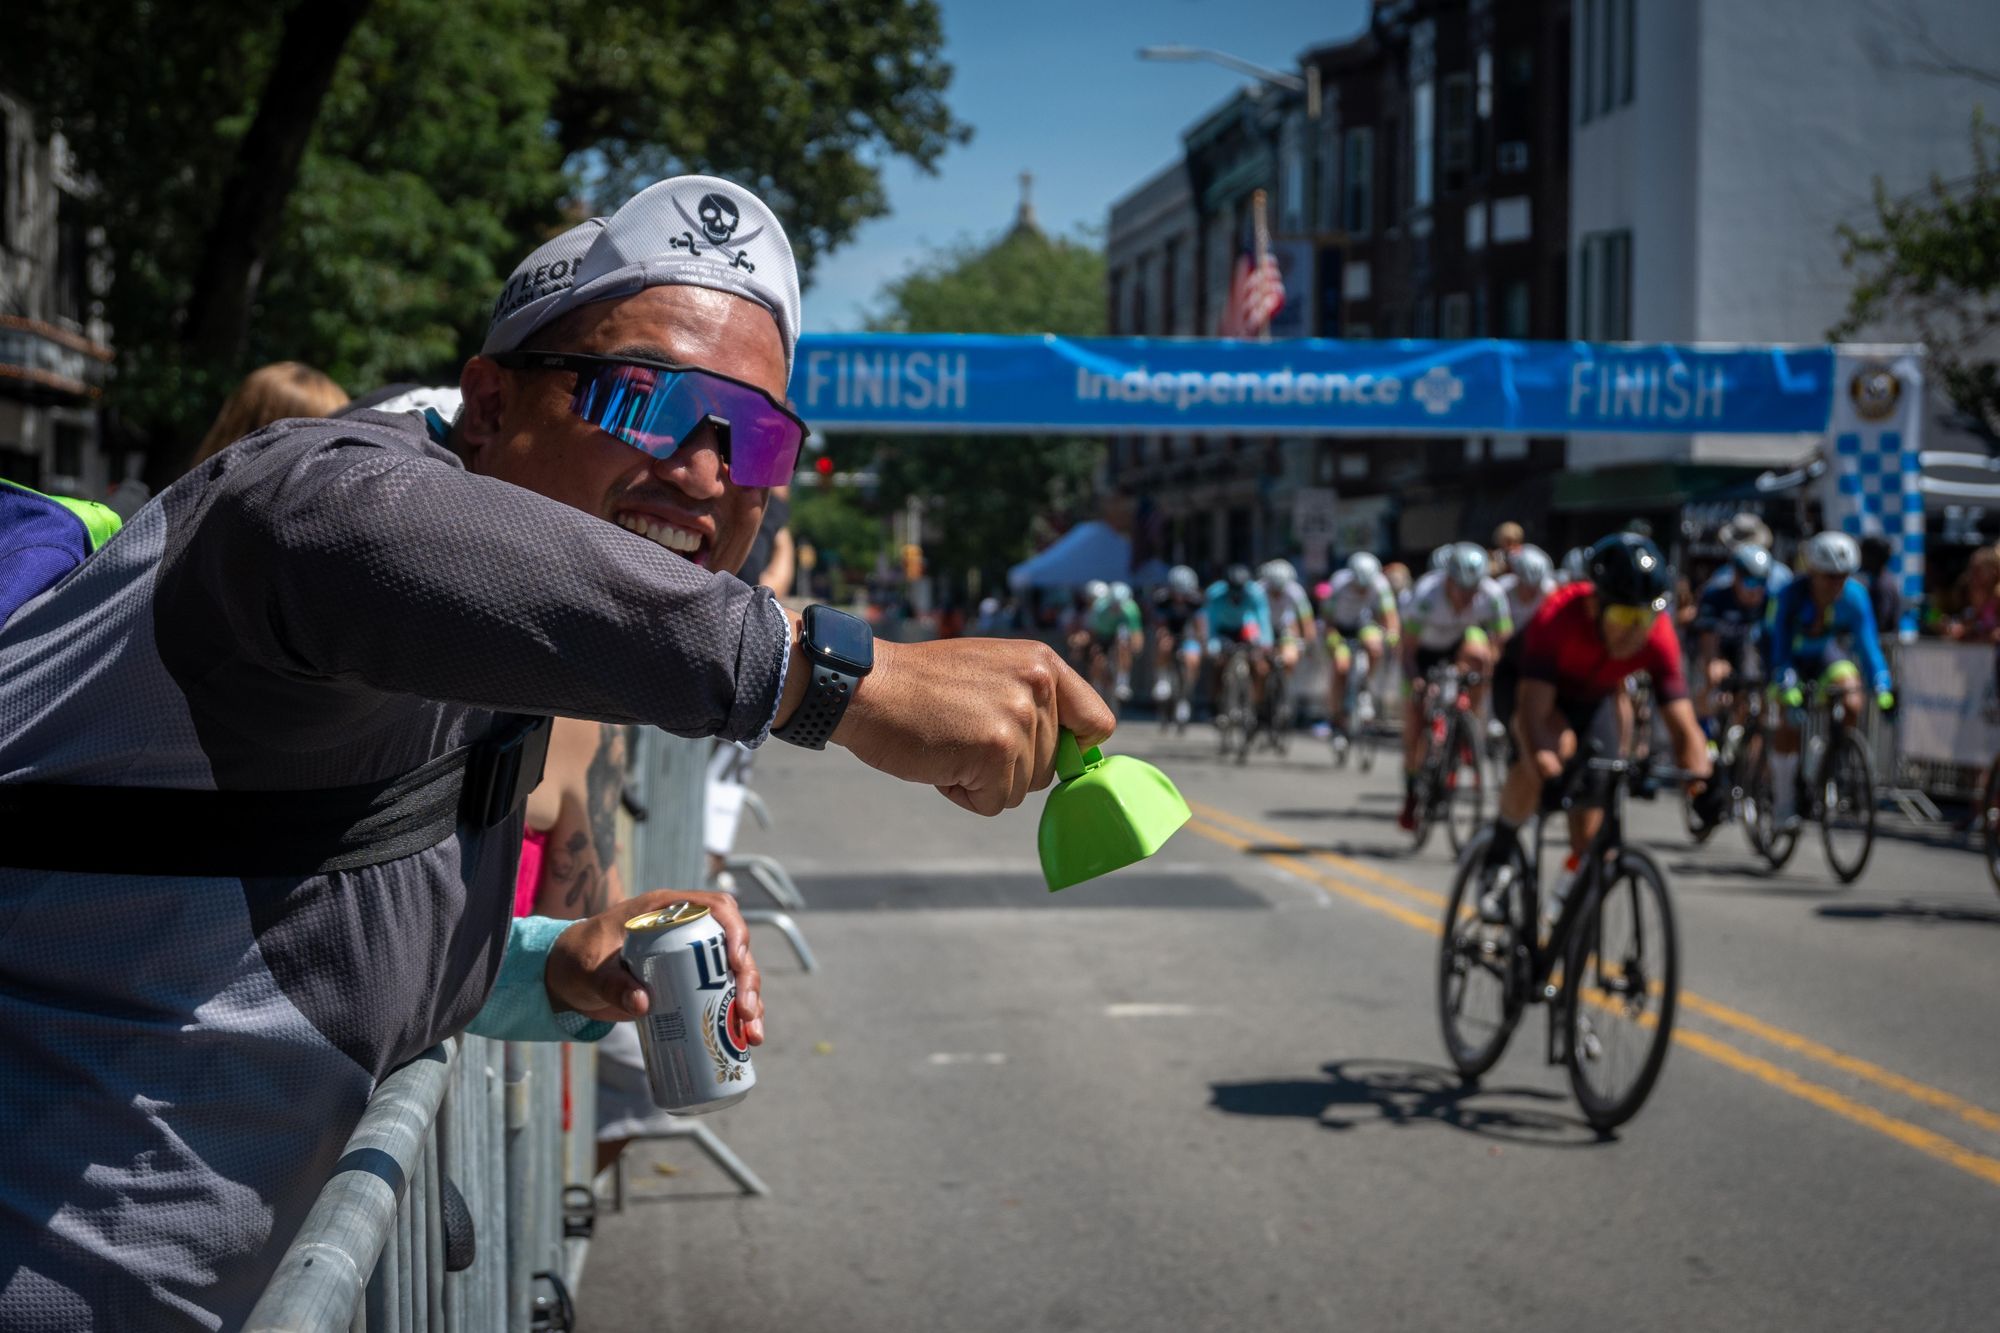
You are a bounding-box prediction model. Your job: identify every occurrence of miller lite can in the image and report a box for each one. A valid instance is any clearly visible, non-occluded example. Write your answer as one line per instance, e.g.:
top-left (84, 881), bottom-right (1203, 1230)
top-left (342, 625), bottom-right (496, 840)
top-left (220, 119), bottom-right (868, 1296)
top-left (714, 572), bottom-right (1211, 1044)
top-left (621, 902), bottom-right (756, 1113)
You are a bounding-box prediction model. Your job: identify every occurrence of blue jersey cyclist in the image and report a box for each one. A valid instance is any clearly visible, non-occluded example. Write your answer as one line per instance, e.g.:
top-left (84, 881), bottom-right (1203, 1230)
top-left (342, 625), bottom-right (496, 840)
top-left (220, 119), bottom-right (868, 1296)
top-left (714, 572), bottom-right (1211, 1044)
top-left (1207, 563), bottom-right (1276, 715)
top-left (1764, 531), bottom-right (1896, 829)
top-left (1692, 543), bottom-right (1777, 724)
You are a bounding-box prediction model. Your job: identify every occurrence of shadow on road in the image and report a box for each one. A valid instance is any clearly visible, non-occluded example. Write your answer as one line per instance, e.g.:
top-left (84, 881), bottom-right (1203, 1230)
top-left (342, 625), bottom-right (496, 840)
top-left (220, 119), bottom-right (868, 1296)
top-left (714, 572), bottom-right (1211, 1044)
top-left (1815, 900), bottom-right (2000, 928)
top-left (1662, 858), bottom-right (1842, 895)
top-left (1244, 839), bottom-right (1419, 862)
top-left (1210, 1058), bottom-right (1604, 1147)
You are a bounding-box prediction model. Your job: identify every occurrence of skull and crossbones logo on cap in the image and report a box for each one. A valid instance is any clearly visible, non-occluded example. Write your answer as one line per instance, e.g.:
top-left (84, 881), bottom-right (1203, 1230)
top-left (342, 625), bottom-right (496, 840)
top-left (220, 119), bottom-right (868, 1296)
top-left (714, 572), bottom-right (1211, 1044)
top-left (671, 190), bottom-right (765, 271)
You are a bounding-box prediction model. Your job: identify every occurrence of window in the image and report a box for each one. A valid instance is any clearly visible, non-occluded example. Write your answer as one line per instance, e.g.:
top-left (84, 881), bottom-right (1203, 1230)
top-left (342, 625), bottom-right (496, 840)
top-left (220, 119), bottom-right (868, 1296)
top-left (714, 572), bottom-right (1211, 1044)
top-left (1581, 0), bottom-right (1636, 122)
top-left (1413, 298), bottom-right (1436, 338)
top-left (1491, 196), bottom-right (1532, 243)
top-left (55, 192), bottom-right (88, 326)
top-left (1476, 48), bottom-right (1493, 120)
top-left (1503, 281), bottom-right (1531, 338)
top-left (1162, 237), bottom-right (1181, 334)
top-left (1441, 73), bottom-right (1473, 193)
top-left (1577, 229), bottom-right (1633, 339)
top-left (1441, 293), bottom-right (1470, 339)
top-left (1465, 203), bottom-right (1486, 251)
top-left (1343, 260), bottom-right (1371, 301)
top-left (1473, 284), bottom-right (1490, 336)
top-left (1280, 115), bottom-right (1307, 233)
top-left (1579, 0), bottom-right (1595, 124)
top-left (1131, 254), bottom-right (1148, 335)
top-left (1343, 128), bottom-right (1373, 235)
top-left (1317, 110), bottom-right (1342, 231)
top-left (1411, 81), bottom-right (1435, 209)
top-left (0, 107), bottom-right (10, 251)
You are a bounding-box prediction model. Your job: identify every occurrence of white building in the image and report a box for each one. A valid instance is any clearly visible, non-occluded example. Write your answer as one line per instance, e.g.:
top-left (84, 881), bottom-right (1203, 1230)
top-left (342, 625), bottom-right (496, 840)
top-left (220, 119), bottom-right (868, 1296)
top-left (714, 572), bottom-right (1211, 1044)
top-left (1566, 0), bottom-right (2000, 481)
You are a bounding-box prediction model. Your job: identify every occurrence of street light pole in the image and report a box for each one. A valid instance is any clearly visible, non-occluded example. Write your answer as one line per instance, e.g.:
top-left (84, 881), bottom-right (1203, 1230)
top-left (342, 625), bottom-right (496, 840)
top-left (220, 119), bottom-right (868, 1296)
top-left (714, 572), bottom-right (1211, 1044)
top-left (1138, 45), bottom-right (1320, 119)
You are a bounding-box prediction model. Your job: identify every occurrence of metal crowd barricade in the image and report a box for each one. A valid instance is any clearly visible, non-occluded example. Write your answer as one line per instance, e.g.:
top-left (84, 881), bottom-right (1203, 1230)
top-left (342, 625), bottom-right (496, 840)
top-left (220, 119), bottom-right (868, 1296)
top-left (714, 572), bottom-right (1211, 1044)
top-left (248, 727), bottom-right (768, 1331)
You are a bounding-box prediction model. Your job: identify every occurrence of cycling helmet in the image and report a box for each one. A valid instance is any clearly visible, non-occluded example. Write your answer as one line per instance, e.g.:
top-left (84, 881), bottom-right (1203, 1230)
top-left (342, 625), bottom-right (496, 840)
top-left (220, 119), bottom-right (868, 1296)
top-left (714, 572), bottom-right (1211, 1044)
top-left (1110, 581), bottom-right (1133, 603)
top-left (1225, 563), bottom-right (1252, 591)
top-left (1168, 564), bottom-right (1200, 596)
top-left (1430, 545), bottom-right (1453, 572)
top-left (1558, 546), bottom-right (1589, 582)
top-left (1259, 558), bottom-right (1298, 588)
top-left (1347, 551), bottom-right (1384, 582)
top-left (1444, 542), bottom-right (1488, 590)
top-left (1585, 532), bottom-right (1672, 609)
top-left (1729, 543), bottom-right (1774, 587)
top-left (1803, 530), bottom-right (1861, 576)
top-left (1084, 579), bottom-right (1110, 603)
top-left (1509, 544), bottom-right (1554, 588)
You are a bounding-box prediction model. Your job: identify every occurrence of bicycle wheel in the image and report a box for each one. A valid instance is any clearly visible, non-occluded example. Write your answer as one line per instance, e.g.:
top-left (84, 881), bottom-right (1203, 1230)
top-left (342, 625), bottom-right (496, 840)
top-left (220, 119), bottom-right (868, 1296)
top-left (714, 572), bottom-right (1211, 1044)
top-left (1443, 715), bottom-right (1485, 854)
top-left (1743, 743), bottom-right (1799, 870)
top-left (1438, 830), bottom-right (1526, 1079)
top-left (1409, 743), bottom-right (1440, 854)
top-left (1356, 717), bottom-right (1378, 774)
top-left (1983, 753), bottom-right (2000, 898)
top-left (1561, 848), bottom-right (1678, 1130)
top-left (1819, 730), bottom-right (1876, 884)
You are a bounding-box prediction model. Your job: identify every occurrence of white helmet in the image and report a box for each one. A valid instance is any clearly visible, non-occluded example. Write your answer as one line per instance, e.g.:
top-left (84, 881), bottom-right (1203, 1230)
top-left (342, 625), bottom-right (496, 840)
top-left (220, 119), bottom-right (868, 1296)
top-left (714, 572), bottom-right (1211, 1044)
top-left (1445, 541), bottom-right (1488, 590)
top-left (1168, 564), bottom-right (1200, 596)
top-left (1510, 544), bottom-right (1554, 588)
top-left (1559, 546), bottom-right (1589, 582)
top-left (1084, 579), bottom-right (1110, 603)
top-left (1259, 558), bottom-right (1297, 588)
top-left (1803, 530), bottom-right (1861, 576)
top-left (1347, 551), bottom-right (1383, 583)
top-left (1110, 581), bottom-right (1133, 603)
top-left (1430, 545), bottom-right (1453, 572)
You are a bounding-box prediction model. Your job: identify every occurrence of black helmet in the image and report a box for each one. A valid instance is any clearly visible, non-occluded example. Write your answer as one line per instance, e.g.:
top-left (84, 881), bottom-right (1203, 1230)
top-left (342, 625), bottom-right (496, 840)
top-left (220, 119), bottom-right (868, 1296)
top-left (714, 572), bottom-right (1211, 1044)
top-left (1225, 563), bottom-right (1252, 591)
top-left (1586, 532), bottom-right (1672, 610)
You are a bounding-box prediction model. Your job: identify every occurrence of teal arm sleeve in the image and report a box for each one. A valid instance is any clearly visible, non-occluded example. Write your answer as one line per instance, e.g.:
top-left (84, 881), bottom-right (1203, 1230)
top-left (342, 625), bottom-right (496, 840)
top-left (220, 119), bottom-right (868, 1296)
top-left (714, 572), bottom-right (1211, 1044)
top-left (465, 916), bottom-right (615, 1043)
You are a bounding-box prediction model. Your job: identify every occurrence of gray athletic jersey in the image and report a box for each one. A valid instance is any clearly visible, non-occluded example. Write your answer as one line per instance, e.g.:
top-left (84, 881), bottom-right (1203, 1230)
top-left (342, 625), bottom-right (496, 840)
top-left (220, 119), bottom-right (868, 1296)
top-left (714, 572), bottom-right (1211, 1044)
top-left (0, 409), bottom-right (790, 1330)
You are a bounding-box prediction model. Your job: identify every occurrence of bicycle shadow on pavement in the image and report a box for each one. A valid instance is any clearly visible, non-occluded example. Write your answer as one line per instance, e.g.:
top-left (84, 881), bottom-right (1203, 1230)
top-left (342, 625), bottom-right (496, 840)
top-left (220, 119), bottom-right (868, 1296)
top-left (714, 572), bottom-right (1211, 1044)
top-left (1660, 857), bottom-right (1842, 896)
top-left (1209, 1058), bottom-right (1605, 1147)
top-left (1814, 900), bottom-right (2000, 928)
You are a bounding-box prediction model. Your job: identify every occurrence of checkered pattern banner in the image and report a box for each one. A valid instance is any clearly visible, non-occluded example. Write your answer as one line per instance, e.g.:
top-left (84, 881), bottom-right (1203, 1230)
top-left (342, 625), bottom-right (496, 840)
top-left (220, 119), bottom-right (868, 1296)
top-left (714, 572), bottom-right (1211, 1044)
top-left (1823, 350), bottom-right (1926, 637)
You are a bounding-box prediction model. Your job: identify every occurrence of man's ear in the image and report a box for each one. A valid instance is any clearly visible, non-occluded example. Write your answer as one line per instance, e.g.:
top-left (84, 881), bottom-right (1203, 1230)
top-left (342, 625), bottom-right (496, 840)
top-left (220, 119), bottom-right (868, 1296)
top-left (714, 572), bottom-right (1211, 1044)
top-left (455, 356), bottom-right (508, 470)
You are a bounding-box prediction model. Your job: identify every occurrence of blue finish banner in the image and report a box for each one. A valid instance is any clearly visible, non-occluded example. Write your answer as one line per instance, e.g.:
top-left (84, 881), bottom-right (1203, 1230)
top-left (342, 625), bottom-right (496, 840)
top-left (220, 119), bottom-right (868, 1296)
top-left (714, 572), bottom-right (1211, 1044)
top-left (793, 334), bottom-right (1836, 437)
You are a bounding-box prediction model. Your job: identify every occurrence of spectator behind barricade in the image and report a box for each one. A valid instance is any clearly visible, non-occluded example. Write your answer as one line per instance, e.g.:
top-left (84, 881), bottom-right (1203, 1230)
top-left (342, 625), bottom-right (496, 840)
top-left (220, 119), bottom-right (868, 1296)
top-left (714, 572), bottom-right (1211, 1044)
top-left (1944, 544), bottom-right (2000, 643)
top-left (189, 361), bottom-right (349, 469)
top-left (1859, 536), bottom-right (1902, 636)
top-left (0, 173), bottom-right (1115, 1330)
top-left (1492, 521), bottom-right (1525, 575)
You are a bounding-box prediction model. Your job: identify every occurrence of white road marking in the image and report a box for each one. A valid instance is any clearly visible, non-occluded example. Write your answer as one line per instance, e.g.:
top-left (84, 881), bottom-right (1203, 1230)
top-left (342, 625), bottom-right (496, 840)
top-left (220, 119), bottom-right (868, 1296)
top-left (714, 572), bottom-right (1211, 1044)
top-left (926, 1052), bottom-right (1008, 1066)
top-left (1103, 1003), bottom-right (1207, 1018)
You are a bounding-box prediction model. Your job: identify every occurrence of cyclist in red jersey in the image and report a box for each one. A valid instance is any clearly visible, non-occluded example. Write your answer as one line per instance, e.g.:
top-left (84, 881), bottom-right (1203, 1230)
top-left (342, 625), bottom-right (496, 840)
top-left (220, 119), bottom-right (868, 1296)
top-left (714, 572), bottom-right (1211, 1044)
top-left (1486, 534), bottom-right (1715, 880)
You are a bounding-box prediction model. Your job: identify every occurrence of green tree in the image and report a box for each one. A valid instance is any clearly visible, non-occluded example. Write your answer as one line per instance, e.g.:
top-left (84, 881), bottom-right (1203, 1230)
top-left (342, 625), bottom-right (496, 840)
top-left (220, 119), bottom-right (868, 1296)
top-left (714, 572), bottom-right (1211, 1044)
top-left (790, 482), bottom-right (885, 585)
top-left (3, 0), bottom-right (965, 472)
top-left (1833, 108), bottom-right (2000, 443)
top-left (863, 222), bottom-right (1107, 593)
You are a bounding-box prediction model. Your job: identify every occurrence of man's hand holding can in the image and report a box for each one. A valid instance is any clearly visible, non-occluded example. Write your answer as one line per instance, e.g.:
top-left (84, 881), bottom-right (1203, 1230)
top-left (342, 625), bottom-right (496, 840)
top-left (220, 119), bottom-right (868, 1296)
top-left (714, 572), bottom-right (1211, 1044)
top-left (544, 888), bottom-right (764, 1043)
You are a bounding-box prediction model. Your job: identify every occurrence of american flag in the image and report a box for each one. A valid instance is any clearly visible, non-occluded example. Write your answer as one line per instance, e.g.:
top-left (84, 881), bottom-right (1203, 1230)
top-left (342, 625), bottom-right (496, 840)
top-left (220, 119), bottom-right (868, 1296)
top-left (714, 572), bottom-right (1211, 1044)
top-left (1219, 188), bottom-right (1284, 338)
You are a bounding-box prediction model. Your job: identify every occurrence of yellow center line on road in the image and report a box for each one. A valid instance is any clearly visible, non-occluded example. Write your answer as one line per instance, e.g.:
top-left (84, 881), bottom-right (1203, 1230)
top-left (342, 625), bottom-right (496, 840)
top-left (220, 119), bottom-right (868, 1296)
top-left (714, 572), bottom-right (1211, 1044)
top-left (1178, 801), bottom-right (2000, 1192)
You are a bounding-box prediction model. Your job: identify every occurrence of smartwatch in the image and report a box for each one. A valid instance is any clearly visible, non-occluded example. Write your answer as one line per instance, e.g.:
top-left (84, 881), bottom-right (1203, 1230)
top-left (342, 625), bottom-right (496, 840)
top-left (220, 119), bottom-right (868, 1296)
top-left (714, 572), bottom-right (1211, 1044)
top-left (771, 604), bottom-right (875, 750)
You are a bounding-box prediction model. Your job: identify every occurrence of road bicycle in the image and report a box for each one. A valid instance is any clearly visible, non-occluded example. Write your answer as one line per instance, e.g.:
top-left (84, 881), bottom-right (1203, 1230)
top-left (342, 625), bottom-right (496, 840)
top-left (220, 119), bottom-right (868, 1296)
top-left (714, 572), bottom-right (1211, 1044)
top-left (1438, 754), bottom-right (1688, 1131)
top-left (1681, 671), bottom-right (1765, 846)
top-left (1743, 680), bottom-right (1877, 883)
top-left (1213, 642), bottom-right (1257, 766)
top-left (1329, 638), bottom-right (1381, 774)
top-left (1408, 663), bottom-right (1485, 855)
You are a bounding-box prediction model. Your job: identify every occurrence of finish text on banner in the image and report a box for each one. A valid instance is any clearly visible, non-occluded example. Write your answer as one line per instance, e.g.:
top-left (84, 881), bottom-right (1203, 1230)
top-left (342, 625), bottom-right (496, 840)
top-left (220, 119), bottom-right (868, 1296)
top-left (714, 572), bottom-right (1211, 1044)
top-left (794, 334), bottom-right (1836, 437)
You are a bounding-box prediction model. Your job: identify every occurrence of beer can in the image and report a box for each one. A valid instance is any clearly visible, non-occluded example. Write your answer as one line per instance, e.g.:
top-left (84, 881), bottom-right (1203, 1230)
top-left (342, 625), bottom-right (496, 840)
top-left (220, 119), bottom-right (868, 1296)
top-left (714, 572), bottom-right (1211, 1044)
top-left (620, 902), bottom-right (756, 1114)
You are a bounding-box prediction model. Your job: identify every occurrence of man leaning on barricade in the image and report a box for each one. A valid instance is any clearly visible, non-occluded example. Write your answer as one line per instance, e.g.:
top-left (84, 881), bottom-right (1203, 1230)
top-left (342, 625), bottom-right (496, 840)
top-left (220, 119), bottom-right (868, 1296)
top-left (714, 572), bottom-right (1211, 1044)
top-left (0, 175), bottom-right (1115, 1332)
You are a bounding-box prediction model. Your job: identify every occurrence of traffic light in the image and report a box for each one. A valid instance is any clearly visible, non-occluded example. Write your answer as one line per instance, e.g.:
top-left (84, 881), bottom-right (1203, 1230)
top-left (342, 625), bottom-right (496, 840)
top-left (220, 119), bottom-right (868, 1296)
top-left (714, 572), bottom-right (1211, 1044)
top-left (815, 453), bottom-right (833, 485)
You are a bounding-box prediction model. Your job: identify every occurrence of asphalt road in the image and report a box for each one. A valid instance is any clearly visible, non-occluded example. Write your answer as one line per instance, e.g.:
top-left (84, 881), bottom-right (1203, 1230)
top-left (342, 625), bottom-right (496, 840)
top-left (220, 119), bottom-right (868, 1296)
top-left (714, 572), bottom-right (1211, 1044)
top-left (581, 718), bottom-right (2000, 1333)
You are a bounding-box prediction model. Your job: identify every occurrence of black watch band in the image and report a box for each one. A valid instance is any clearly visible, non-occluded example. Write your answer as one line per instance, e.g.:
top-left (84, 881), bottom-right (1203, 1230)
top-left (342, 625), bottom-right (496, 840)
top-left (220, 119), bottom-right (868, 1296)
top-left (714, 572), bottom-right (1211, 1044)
top-left (771, 657), bottom-right (857, 750)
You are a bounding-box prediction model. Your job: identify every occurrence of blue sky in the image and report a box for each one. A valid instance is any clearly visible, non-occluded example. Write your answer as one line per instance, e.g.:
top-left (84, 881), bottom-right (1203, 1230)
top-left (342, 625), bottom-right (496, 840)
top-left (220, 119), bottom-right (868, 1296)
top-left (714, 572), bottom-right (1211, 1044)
top-left (803, 0), bottom-right (1370, 331)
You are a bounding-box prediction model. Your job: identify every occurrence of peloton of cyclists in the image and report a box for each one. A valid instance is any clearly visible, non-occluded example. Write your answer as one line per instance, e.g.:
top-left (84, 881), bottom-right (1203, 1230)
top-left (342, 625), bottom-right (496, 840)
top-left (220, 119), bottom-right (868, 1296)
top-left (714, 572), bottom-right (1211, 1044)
top-left (1764, 530), bottom-right (1896, 832)
top-left (1480, 533), bottom-right (1718, 916)
top-left (1399, 542), bottom-right (1515, 830)
top-left (1322, 551), bottom-right (1402, 754)
top-left (1150, 565), bottom-right (1209, 725)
